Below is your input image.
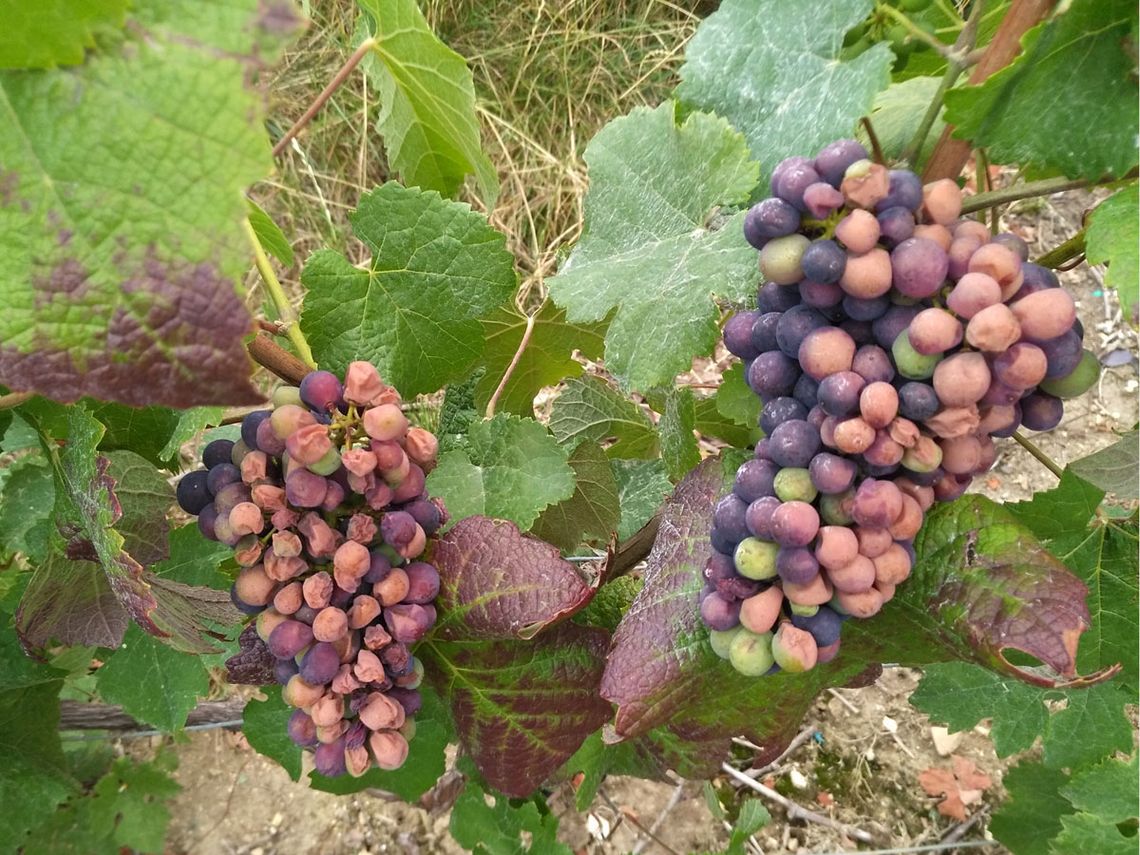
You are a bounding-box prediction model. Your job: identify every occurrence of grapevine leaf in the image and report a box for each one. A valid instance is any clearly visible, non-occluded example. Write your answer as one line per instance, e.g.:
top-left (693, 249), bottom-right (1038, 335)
top-left (157, 407), bottom-right (226, 464)
top-left (473, 301), bottom-right (607, 417)
top-left (242, 685), bottom-right (302, 782)
top-left (1086, 185), bottom-right (1139, 317)
top-left (152, 524), bottom-right (232, 590)
top-left (438, 368), bottom-right (483, 452)
top-left (1041, 682), bottom-right (1133, 770)
top-left (694, 397), bottom-right (760, 448)
top-left (660, 387), bottom-right (700, 481)
top-left (0, 453), bottom-right (55, 562)
top-left (104, 451), bottom-right (172, 567)
top-left (612, 459), bottom-right (675, 541)
top-left (0, 0), bottom-right (301, 407)
top-left (309, 684), bottom-right (452, 799)
top-left (573, 575), bottom-right (642, 634)
top-left (1053, 813), bottom-right (1138, 855)
top-left (676, 0), bottom-right (893, 188)
top-left (600, 457), bottom-right (1107, 775)
top-left (990, 762), bottom-right (1074, 855)
top-left (246, 200), bottom-right (294, 268)
top-left (1008, 472), bottom-right (1139, 691)
top-left (1061, 753), bottom-right (1140, 825)
top-left (728, 800), bottom-right (771, 855)
top-left (95, 623), bottom-right (209, 732)
top-left (16, 555), bottom-right (129, 652)
top-left (546, 102), bottom-right (760, 391)
top-left (549, 375), bottom-right (659, 459)
top-left (424, 623), bottom-right (612, 798)
top-left (531, 441), bottom-right (621, 552)
top-left (89, 755), bottom-right (180, 853)
top-left (0, 0), bottom-right (128, 69)
top-left (300, 182), bottom-right (517, 397)
top-left (942, 0), bottom-right (1139, 181)
top-left (0, 625), bottom-right (74, 854)
top-left (86, 403), bottom-right (184, 469)
top-left (432, 515), bottom-right (596, 640)
top-left (224, 624), bottom-right (277, 686)
top-left (562, 728), bottom-right (675, 812)
top-left (714, 362), bottom-right (762, 433)
top-left (356, 0), bottom-right (498, 207)
top-left (449, 775), bottom-right (571, 855)
top-left (859, 76), bottom-right (946, 166)
top-left (425, 414), bottom-right (575, 532)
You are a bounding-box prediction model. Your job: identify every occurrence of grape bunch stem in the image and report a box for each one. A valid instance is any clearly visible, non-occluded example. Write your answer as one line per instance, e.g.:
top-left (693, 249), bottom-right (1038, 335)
top-left (244, 219), bottom-right (317, 369)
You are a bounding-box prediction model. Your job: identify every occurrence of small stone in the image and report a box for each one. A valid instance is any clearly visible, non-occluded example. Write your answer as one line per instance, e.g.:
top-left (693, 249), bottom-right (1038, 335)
top-left (931, 725), bottom-right (962, 756)
top-left (789, 768), bottom-right (809, 790)
top-left (882, 716), bottom-right (898, 734)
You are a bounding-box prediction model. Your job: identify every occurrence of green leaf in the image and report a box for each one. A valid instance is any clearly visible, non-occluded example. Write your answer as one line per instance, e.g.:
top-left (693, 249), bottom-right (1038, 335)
top-left (531, 441), bottom-right (621, 551)
top-left (152, 524), bottom-right (232, 590)
top-left (426, 414), bottom-right (575, 531)
top-left (612, 459), bottom-right (672, 541)
top-left (910, 662), bottom-right (1047, 757)
top-left (546, 102), bottom-right (760, 391)
top-left (300, 182), bottom-right (517, 397)
top-left (1061, 753), bottom-right (1139, 825)
top-left (104, 451), bottom-right (173, 567)
top-left (158, 407), bottom-right (226, 464)
top-left (549, 376), bottom-right (659, 459)
top-left (1042, 682), bottom-right (1133, 771)
top-left (89, 754), bottom-right (180, 853)
top-left (357, 0), bottom-right (498, 207)
top-left (247, 199), bottom-right (294, 267)
top-left (943, 0), bottom-right (1139, 180)
top-left (990, 762), bottom-right (1075, 855)
top-left (1008, 472), bottom-right (1139, 691)
top-left (0, 452), bottom-right (55, 562)
top-left (450, 777), bottom-right (571, 855)
top-left (727, 799), bottom-right (770, 855)
top-left (95, 624), bottom-right (209, 732)
top-left (439, 368), bottom-right (484, 452)
top-left (86, 403), bottom-right (182, 469)
top-left (242, 685), bottom-right (302, 782)
top-left (714, 362), bottom-right (761, 434)
top-left (660, 387), bottom-right (700, 481)
top-left (1053, 812), bottom-right (1138, 855)
top-left (309, 684), bottom-right (452, 799)
top-left (0, 0), bottom-right (128, 69)
top-left (474, 301), bottom-right (606, 417)
top-left (425, 624), bottom-right (612, 798)
top-left (1086, 185), bottom-right (1139, 317)
top-left (676, 0), bottom-right (892, 188)
top-left (694, 397), bottom-right (760, 448)
top-left (859, 76), bottom-right (946, 167)
top-left (0, 0), bottom-right (299, 407)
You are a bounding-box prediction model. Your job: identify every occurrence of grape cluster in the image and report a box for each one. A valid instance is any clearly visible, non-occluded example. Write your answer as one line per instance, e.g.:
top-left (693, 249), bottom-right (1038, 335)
top-left (176, 362), bottom-right (445, 777)
top-left (703, 140), bottom-right (1097, 677)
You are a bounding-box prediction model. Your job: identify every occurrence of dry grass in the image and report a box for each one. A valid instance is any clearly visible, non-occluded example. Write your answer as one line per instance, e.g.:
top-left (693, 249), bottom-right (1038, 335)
top-left (254, 0), bottom-right (706, 300)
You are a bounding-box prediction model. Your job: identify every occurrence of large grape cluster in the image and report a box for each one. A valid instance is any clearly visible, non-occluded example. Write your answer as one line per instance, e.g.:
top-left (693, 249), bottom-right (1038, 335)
top-left (176, 361), bottom-right (445, 777)
top-left (703, 140), bottom-right (1097, 677)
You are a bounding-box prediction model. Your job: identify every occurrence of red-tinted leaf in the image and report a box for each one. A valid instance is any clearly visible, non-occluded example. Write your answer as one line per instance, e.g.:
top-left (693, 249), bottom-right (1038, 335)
top-left (226, 623), bottom-right (277, 685)
top-left (432, 515), bottom-right (595, 640)
top-left (15, 556), bottom-right (129, 653)
top-left (424, 623), bottom-right (612, 797)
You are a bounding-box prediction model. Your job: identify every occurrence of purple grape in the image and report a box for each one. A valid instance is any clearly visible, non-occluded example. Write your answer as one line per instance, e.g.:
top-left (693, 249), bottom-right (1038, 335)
top-left (817, 371), bottom-right (865, 417)
top-left (793, 374), bottom-right (820, 409)
top-left (206, 463), bottom-right (242, 496)
top-left (197, 504), bottom-right (219, 540)
top-left (314, 738), bottom-right (347, 777)
top-left (202, 439), bottom-right (235, 469)
top-left (992, 232), bottom-right (1029, 262)
top-left (364, 551), bottom-right (392, 584)
top-left (840, 318), bottom-right (874, 345)
top-left (230, 583), bottom-right (265, 616)
top-left (757, 281), bottom-right (801, 313)
top-left (299, 642), bottom-right (341, 684)
top-left (743, 197), bottom-right (801, 248)
top-left (268, 620), bottom-right (314, 659)
top-left (750, 312), bottom-right (782, 353)
top-left (724, 310), bottom-right (761, 360)
top-left (760, 397), bottom-right (808, 434)
top-left (791, 606), bottom-right (843, 647)
top-left (891, 238), bottom-right (949, 299)
top-left (776, 306), bottom-right (828, 358)
top-left (403, 499), bottom-right (442, 535)
top-left (748, 352), bottom-right (801, 399)
top-left (288, 710), bottom-right (318, 746)
top-left (753, 438), bottom-right (772, 460)
top-left (991, 404), bottom-right (1022, 438)
top-left (285, 469), bottom-right (328, 508)
top-left (1040, 328), bottom-right (1084, 379)
top-left (1020, 392), bottom-right (1064, 431)
top-left (852, 344), bottom-right (895, 384)
top-left (777, 547), bottom-right (820, 585)
top-left (905, 466), bottom-right (945, 487)
top-left (241, 410), bottom-right (271, 450)
top-left (717, 573), bottom-right (763, 601)
top-left (744, 496), bottom-right (781, 539)
top-left (808, 452), bottom-right (857, 494)
top-left (380, 642), bottom-right (412, 676)
top-left (873, 305), bottom-right (922, 350)
top-left (1012, 262), bottom-right (1060, 301)
top-left (255, 419), bottom-right (287, 457)
top-left (714, 494), bottom-right (751, 543)
top-left (843, 294), bottom-right (890, 321)
top-left (212, 482), bottom-right (251, 516)
top-left (897, 382), bottom-right (940, 421)
top-left (384, 603), bottom-right (437, 643)
top-left (176, 470), bottom-right (212, 515)
top-left (734, 459), bottom-right (779, 503)
top-left (388, 688), bottom-right (422, 717)
top-left (703, 553), bottom-right (735, 587)
top-left (876, 169), bottom-right (923, 212)
top-left (876, 206), bottom-right (916, 247)
top-left (404, 561), bottom-right (441, 604)
top-left (770, 155), bottom-right (812, 195)
top-left (710, 526), bottom-right (737, 555)
top-left (801, 240), bottom-right (846, 284)
top-left (700, 590), bottom-right (741, 631)
top-left (275, 657), bottom-right (299, 685)
top-left (768, 420), bottom-right (821, 469)
top-left (380, 511), bottom-right (417, 549)
top-left (799, 280), bottom-right (844, 309)
top-left (776, 161), bottom-right (822, 210)
top-left (814, 139), bottom-right (869, 187)
top-left (299, 370), bottom-right (344, 413)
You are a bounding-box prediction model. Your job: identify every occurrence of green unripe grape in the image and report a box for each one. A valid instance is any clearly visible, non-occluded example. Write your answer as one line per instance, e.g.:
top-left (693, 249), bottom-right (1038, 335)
top-left (774, 468), bottom-right (818, 503)
top-left (760, 234), bottom-right (810, 285)
top-left (789, 602), bottom-right (819, 617)
top-left (272, 385), bottom-right (303, 407)
top-left (892, 330), bottom-right (943, 379)
top-left (307, 446), bottom-right (342, 476)
top-left (1039, 349), bottom-right (1099, 399)
top-left (729, 629), bottom-right (775, 677)
top-left (843, 20), bottom-right (868, 47)
top-left (734, 537), bottom-right (780, 581)
top-left (820, 489), bottom-right (855, 526)
top-left (710, 626), bottom-right (743, 660)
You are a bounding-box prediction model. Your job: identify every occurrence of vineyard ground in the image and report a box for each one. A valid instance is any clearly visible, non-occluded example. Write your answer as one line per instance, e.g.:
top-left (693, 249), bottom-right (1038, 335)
top-left (160, 192), bottom-right (1136, 853)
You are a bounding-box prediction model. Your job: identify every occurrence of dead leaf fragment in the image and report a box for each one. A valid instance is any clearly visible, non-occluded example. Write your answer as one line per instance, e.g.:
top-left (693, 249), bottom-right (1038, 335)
top-left (918, 755), bottom-right (993, 820)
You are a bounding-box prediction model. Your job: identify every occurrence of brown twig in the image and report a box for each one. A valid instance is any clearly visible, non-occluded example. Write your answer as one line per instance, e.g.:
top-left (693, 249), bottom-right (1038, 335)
top-left (923, 0), bottom-right (1055, 181)
top-left (598, 787), bottom-right (685, 855)
top-left (485, 310), bottom-right (536, 419)
top-left (0, 391), bottom-right (34, 410)
top-left (247, 332), bottom-right (311, 385)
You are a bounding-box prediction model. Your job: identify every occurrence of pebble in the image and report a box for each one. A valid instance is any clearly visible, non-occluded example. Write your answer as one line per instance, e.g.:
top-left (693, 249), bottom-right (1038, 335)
top-left (789, 768), bottom-right (809, 790)
top-left (931, 726), bottom-right (962, 756)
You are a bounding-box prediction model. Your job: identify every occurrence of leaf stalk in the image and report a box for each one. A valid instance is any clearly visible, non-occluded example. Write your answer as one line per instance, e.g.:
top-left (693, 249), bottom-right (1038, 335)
top-left (243, 219), bottom-right (316, 369)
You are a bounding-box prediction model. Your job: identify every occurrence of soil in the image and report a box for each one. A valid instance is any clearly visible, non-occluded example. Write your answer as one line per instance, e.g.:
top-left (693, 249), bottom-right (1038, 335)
top-left (162, 188), bottom-right (1137, 854)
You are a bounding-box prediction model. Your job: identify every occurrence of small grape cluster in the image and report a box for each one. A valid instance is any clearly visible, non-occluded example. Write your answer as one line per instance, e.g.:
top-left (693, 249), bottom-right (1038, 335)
top-left (176, 361), bottom-right (445, 777)
top-left (703, 139), bottom-right (1097, 677)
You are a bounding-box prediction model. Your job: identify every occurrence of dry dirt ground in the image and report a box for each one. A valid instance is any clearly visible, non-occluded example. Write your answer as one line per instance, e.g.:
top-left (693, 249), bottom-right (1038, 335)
top-left (162, 190), bottom-right (1137, 855)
